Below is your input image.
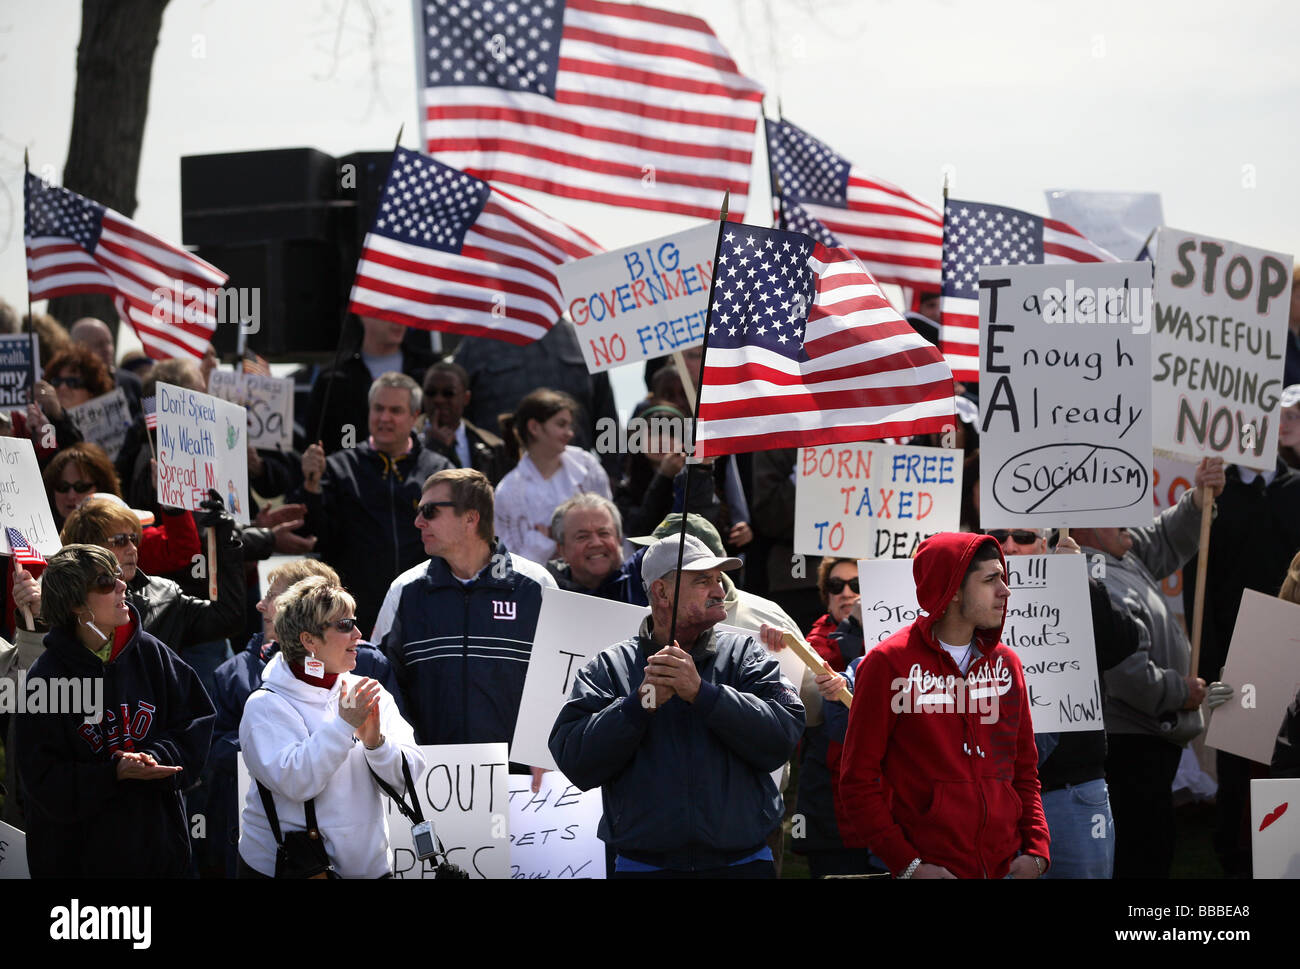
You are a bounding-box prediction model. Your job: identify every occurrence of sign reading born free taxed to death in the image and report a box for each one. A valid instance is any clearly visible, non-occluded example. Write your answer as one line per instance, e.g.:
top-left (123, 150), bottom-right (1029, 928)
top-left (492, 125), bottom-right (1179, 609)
top-left (855, 554), bottom-right (1100, 733)
top-left (556, 223), bottom-right (717, 373)
top-left (979, 261), bottom-right (1153, 528)
top-left (1151, 228), bottom-right (1293, 471)
top-left (794, 442), bottom-right (962, 559)
top-left (153, 381), bottom-right (250, 524)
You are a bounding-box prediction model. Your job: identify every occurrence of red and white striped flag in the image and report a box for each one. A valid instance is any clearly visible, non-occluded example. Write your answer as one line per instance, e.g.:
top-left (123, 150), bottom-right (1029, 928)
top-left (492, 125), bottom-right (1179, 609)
top-left (24, 173), bottom-right (227, 362)
top-left (348, 148), bottom-right (601, 345)
top-left (695, 223), bottom-right (956, 457)
top-left (143, 395), bottom-right (158, 431)
top-left (418, 0), bottom-right (763, 220)
top-left (5, 527), bottom-right (46, 567)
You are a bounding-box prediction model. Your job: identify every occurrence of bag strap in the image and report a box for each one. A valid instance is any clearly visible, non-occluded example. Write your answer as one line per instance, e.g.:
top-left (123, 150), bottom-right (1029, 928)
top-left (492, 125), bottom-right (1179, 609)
top-left (367, 754), bottom-right (423, 825)
top-left (251, 685), bottom-right (323, 843)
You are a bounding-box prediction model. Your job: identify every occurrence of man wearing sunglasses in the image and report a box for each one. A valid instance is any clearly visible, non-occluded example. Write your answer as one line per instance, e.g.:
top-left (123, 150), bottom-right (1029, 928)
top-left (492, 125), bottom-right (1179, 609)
top-left (421, 362), bottom-right (511, 487)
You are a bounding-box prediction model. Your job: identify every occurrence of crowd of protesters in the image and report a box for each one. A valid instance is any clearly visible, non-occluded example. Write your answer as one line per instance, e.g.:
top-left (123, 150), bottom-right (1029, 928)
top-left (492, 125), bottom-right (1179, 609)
top-left (1, 287), bottom-right (1300, 879)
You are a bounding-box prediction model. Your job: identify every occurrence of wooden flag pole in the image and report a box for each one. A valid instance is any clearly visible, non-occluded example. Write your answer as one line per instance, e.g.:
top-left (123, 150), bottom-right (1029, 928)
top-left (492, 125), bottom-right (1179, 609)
top-left (22, 149), bottom-right (39, 412)
top-left (671, 351), bottom-right (697, 412)
top-left (781, 632), bottom-right (853, 707)
top-left (1188, 486), bottom-right (1213, 680)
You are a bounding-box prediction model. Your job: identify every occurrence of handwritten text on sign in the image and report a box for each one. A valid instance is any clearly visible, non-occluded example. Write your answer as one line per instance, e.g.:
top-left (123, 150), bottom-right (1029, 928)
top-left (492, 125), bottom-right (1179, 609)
top-left (557, 223), bottom-right (717, 373)
top-left (979, 261), bottom-right (1153, 528)
top-left (855, 554), bottom-right (1100, 733)
top-left (1152, 228), bottom-right (1293, 471)
top-left (795, 443), bottom-right (962, 559)
top-left (0, 334), bottom-right (39, 409)
top-left (507, 771), bottom-right (606, 878)
top-left (66, 388), bottom-right (132, 462)
top-left (154, 381), bottom-right (250, 524)
top-left (0, 438), bottom-right (61, 556)
top-left (208, 370), bottom-right (294, 452)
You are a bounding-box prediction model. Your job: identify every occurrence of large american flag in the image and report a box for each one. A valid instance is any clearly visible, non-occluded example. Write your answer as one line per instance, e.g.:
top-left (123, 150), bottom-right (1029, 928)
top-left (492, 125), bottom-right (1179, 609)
top-left (5, 527), bottom-right (46, 567)
top-left (24, 173), bottom-right (227, 362)
top-left (941, 198), bottom-right (1115, 382)
top-left (348, 148), bottom-right (601, 344)
top-left (418, 0), bottom-right (763, 219)
top-left (768, 118), bottom-right (942, 291)
top-left (695, 224), bottom-right (956, 457)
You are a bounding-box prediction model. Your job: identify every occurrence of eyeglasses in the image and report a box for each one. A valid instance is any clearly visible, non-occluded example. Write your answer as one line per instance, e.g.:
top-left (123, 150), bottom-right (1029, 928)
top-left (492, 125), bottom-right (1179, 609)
top-left (91, 570), bottom-right (123, 593)
top-left (49, 375), bottom-right (85, 390)
top-left (321, 617), bottom-right (359, 634)
top-left (826, 576), bottom-right (860, 595)
top-left (987, 530), bottom-right (1041, 545)
top-left (105, 533), bottom-right (139, 549)
top-left (54, 480), bottom-right (96, 494)
top-left (418, 500), bottom-right (457, 520)
top-left (427, 387), bottom-right (461, 398)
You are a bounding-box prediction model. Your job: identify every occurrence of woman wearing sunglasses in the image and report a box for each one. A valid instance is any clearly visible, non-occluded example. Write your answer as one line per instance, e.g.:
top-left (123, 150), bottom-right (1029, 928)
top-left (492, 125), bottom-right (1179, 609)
top-left (43, 345), bottom-right (115, 413)
top-left (41, 443), bottom-right (121, 528)
top-left (14, 544), bottom-right (214, 876)
top-left (238, 576), bottom-right (423, 878)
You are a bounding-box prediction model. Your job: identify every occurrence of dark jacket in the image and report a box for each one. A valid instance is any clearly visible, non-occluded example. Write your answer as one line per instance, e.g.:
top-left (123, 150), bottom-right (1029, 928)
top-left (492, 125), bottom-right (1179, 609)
top-left (296, 437), bottom-right (452, 634)
top-left (306, 347), bottom-right (434, 455)
top-left (1273, 688), bottom-right (1300, 778)
top-left (15, 607), bottom-right (215, 877)
top-left (545, 549), bottom-right (649, 607)
top-left (424, 419), bottom-right (513, 487)
top-left (549, 617), bottom-right (804, 870)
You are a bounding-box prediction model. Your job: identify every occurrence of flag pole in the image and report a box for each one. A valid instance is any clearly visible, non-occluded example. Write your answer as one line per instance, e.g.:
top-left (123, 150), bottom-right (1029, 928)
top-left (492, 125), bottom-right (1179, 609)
top-left (666, 191), bottom-right (729, 653)
top-left (22, 149), bottom-right (39, 411)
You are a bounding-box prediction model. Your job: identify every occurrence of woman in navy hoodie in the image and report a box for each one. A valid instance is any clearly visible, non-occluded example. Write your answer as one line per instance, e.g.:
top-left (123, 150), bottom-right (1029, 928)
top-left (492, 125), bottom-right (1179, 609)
top-left (15, 544), bottom-right (215, 877)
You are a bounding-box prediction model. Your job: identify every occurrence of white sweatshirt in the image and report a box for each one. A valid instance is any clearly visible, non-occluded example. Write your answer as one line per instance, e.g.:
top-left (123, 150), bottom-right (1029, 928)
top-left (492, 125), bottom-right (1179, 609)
top-left (237, 653), bottom-right (425, 878)
top-left (493, 446), bottom-right (611, 564)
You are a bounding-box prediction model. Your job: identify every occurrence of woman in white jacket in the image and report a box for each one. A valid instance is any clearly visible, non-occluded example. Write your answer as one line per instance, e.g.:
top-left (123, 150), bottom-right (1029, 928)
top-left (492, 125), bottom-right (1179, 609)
top-left (238, 576), bottom-right (424, 878)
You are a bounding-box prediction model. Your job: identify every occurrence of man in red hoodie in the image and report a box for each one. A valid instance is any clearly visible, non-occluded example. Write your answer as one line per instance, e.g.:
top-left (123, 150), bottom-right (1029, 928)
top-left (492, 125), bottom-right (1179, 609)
top-left (838, 532), bottom-right (1049, 879)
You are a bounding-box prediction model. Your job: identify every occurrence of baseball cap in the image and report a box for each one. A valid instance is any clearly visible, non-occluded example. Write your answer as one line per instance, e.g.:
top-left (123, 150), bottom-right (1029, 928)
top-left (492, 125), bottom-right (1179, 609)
top-left (1281, 384), bottom-right (1300, 409)
top-left (91, 492), bottom-right (155, 526)
top-left (641, 533), bottom-right (741, 586)
top-left (629, 512), bottom-right (725, 556)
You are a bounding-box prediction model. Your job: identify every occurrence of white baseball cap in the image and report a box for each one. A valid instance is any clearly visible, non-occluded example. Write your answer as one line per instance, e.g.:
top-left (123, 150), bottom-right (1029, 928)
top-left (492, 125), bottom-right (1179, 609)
top-left (641, 533), bottom-right (741, 586)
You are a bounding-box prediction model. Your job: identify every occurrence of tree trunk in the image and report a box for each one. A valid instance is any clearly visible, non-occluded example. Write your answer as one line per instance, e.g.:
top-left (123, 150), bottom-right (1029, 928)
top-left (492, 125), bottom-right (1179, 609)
top-left (48, 0), bottom-right (171, 331)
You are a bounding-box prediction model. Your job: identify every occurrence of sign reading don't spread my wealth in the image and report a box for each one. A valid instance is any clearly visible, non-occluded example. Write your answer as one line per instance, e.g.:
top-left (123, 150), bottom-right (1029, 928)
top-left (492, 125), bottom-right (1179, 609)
top-left (154, 382), bottom-right (250, 524)
top-left (979, 261), bottom-right (1153, 529)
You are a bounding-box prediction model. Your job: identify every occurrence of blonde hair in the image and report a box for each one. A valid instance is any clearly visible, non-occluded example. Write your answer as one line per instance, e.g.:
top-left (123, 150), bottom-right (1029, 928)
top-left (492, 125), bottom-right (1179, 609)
top-left (274, 576), bottom-right (356, 665)
top-left (1281, 550), bottom-right (1300, 605)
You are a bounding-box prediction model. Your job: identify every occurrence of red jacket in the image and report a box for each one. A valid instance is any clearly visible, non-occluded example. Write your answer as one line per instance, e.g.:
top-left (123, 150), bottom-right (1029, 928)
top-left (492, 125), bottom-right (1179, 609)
top-left (806, 612), bottom-right (847, 672)
top-left (837, 532), bottom-right (1049, 878)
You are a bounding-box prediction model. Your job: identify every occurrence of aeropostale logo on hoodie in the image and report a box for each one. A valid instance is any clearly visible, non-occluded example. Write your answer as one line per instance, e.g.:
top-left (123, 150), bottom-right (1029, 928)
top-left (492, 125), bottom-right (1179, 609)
top-left (890, 655), bottom-right (1013, 721)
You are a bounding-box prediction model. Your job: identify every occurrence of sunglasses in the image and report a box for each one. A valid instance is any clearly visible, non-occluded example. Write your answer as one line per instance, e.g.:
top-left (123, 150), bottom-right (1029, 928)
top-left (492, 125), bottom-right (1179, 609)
top-left (418, 500), bottom-right (457, 520)
top-left (321, 617), bottom-right (360, 634)
top-left (54, 480), bottom-right (96, 494)
top-left (826, 576), bottom-right (860, 595)
top-left (49, 375), bottom-right (85, 390)
top-left (427, 387), bottom-right (461, 398)
top-left (106, 533), bottom-right (140, 549)
top-left (91, 570), bottom-right (123, 593)
top-left (987, 530), bottom-right (1041, 545)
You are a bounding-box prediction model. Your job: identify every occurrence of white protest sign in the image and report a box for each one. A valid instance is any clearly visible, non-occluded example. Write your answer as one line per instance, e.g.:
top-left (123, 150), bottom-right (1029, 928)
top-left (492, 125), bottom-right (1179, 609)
top-left (1204, 591), bottom-right (1300, 764)
top-left (0, 437), bottom-right (62, 557)
top-left (794, 443), bottom-right (962, 559)
top-left (1250, 779), bottom-right (1300, 879)
top-left (855, 554), bottom-right (1101, 733)
top-left (1044, 190), bottom-right (1163, 262)
top-left (0, 334), bottom-right (39, 412)
top-left (979, 261), bottom-right (1153, 528)
top-left (0, 820), bottom-right (28, 879)
top-left (208, 370), bottom-right (294, 452)
top-left (1152, 228), bottom-right (1293, 471)
top-left (557, 223), bottom-right (717, 373)
top-left (66, 387), bottom-right (133, 462)
top-left (154, 381), bottom-right (250, 524)
top-left (506, 771), bottom-right (605, 878)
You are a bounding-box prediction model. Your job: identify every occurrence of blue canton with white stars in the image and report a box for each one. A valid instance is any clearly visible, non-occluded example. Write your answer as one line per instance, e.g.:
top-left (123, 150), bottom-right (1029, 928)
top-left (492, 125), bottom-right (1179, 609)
top-left (780, 198), bottom-right (843, 249)
top-left (765, 119), bottom-right (849, 208)
top-left (24, 173), bottom-right (104, 252)
top-left (707, 224), bottom-right (817, 364)
top-left (373, 149), bottom-right (491, 252)
top-left (942, 200), bottom-right (1043, 299)
top-left (423, 0), bottom-right (564, 96)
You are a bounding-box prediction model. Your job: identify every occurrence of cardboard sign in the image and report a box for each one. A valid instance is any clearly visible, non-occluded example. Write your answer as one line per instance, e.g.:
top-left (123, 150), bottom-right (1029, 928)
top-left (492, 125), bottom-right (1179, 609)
top-left (557, 223), bottom-right (717, 372)
top-left (1151, 228), bottom-right (1293, 471)
top-left (794, 443), bottom-right (962, 559)
top-left (979, 261), bottom-right (1153, 528)
top-left (1250, 778), bottom-right (1300, 879)
top-left (0, 334), bottom-right (40, 411)
top-left (66, 388), bottom-right (133, 462)
top-left (153, 381), bottom-right (250, 524)
top-left (0, 437), bottom-right (62, 557)
top-left (208, 370), bottom-right (294, 452)
top-left (1204, 591), bottom-right (1300, 764)
top-left (507, 771), bottom-right (606, 878)
top-left (0, 820), bottom-right (28, 879)
top-left (1044, 190), bottom-right (1163, 261)
top-left (855, 554), bottom-right (1101, 733)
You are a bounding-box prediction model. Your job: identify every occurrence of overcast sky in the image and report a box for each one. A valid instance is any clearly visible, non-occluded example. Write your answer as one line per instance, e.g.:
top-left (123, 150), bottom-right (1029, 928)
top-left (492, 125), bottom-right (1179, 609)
top-left (2, 0), bottom-right (1296, 408)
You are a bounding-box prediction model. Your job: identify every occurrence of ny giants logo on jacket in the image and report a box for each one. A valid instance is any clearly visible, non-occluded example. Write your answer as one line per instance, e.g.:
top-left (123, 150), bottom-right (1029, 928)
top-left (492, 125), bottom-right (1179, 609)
top-left (77, 701), bottom-right (157, 753)
top-left (890, 655), bottom-right (1013, 724)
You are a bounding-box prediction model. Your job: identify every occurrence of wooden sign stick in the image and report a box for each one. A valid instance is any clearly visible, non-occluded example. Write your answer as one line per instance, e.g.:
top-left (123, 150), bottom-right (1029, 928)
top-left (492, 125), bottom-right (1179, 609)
top-left (1188, 485), bottom-right (1213, 680)
top-left (207, 528), bottom-right (219, 602)
top-left (671, 350), bottom-right (698, 412)
top-left (780, 631), bottom-right (853, 707)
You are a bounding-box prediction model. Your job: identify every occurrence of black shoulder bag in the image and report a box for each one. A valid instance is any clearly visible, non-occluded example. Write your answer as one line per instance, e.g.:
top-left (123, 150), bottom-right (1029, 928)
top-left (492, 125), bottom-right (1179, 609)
top-left (256, 780), bottom-right (340, 879)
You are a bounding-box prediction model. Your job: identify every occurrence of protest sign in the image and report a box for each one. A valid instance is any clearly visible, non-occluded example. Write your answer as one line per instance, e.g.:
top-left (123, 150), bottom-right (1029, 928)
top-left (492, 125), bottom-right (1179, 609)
top-left (794, 443), bottom-right (962, 559)
top-left (0, 334), bottom-right (39, 411)
top-left (855, 554), bottom-right (1100, 733)
top-left (66, 388), bottom-right (132, 462)
top-left (154, 381), bottom-right (250, 524)
top-left (1250, 779), bottom-right (1300, 878)
top-left (0, 437), bottom-right (62, 557)
top-left (1152, 229), bottom-right (1293, 471)
top-left (1044, 190), bottom-right (1163, 261)
top-left (208, 369), bottom-right (293, 452)
top-left (507, 771), bottom-right (605, 878)
top-left (978, 261), bottom-right (1153, 528)
top-left (1204, 591), bottom-right (1300, 764)
top-left (557, 223), bottom-right (717, 373)
top-left (0, 820), bottom-right (28, 879)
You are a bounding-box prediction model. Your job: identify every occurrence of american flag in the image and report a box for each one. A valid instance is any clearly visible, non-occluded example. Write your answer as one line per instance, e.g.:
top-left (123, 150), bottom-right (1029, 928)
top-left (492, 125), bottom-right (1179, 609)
top-left (941, 198), bottom-right (1116, 382)
top-left (24, 173), bottom-right (228, 362)
top-left (418, 0), bottom-right (763, 219)
top-left (768, 118), bottom-right (942, 290)
top-left (348, 148), bottom-right (601, 345)
top-left (5, 527), bottom-right (45, 566)
top-left (695, 224), bottom-right (956, 457)
top-left (143, 395), bottom-right (158, 430)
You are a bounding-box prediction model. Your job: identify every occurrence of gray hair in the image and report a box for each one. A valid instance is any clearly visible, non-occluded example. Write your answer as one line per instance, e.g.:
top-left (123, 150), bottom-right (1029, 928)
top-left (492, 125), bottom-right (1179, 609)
top-left (551, 493), bottom-right (623, 547)
top-left (368, 371), bottom-right (422, 415)
top-left (274, 576), bottom-right (356, 664)
top-left (41, 544), bottom-right (121, 631)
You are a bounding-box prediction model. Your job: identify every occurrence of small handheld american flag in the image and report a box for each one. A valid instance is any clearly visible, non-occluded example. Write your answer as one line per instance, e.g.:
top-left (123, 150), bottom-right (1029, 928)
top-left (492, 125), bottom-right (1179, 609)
top-left (143, 395), bottom-right (158, 430)
top-left (6, 527), bottom-right (46, 566)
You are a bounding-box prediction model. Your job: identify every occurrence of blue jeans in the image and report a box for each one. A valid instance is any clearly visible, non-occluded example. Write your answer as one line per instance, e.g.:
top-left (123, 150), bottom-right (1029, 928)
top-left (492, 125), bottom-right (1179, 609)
top-left (1041, 777), bottom-right (1114, 879)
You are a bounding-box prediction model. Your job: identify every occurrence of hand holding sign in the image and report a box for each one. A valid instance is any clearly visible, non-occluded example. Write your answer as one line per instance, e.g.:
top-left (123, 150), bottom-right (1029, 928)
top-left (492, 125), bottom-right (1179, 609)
top-left (1190, 457), bottom-right (1225, 509)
